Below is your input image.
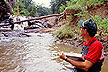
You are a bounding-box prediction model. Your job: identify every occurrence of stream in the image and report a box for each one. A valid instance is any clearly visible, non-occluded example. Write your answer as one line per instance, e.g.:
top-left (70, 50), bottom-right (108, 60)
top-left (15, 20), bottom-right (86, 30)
top-left (0, 32), bottom-right (108, 72)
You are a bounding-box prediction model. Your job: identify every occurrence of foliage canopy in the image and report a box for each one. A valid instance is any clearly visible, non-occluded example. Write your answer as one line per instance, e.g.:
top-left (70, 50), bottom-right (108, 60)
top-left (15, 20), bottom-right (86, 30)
top-left (11, 0), bottom-right (52, 17)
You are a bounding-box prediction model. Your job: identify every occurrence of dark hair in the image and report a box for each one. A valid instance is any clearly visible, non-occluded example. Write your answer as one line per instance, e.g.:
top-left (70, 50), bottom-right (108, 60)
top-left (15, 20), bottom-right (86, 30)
top-left (83, 19), bottom-right (97, 37)
top-left (10, 12), bottom-right (14, 15)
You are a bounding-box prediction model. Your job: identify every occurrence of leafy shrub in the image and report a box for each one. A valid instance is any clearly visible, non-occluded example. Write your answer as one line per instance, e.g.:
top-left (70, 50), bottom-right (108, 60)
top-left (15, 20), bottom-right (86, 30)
top-left (66, 0), bottom-right (106, 10)
top-left (59, 4), bottom-right (66, 13)
top-left (92, 15), bottom-right (108, 32)
top-left (55, 25), bottom-right (73, 39)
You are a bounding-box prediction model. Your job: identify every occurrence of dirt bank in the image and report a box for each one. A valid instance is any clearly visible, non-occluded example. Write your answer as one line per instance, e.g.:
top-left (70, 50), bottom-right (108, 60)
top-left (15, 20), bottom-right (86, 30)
top-left (52, 2), bottom-right (108, 57)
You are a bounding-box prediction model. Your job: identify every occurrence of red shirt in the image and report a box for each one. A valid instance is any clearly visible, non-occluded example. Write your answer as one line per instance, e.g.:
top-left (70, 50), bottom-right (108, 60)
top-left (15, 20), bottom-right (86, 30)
top-left (83, 37), bottom-right (104, 64)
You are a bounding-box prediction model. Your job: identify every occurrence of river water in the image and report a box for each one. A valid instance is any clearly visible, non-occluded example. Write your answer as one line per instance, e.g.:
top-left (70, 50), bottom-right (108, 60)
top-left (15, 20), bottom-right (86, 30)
top-left (0, 33), bottom-right (108, 72)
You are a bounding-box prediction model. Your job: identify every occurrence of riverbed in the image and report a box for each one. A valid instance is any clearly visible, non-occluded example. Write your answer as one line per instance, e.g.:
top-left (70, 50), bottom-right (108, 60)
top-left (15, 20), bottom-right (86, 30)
top-left (0, 33), bottom-right (108, 72)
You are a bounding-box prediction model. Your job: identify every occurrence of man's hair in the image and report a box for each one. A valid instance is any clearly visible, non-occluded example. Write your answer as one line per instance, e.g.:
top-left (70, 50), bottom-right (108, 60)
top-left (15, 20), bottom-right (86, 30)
top-left (11, 12), bottom-right (14, 15)
top-left (83, 19), bottom-right (97, 37)
top-left (78, 19), bottom-right (97, 37)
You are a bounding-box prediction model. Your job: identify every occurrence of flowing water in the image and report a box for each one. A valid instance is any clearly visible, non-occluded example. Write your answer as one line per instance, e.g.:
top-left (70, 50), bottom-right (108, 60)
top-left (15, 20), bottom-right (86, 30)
top-left (0, 32), bottom-right (108, 72)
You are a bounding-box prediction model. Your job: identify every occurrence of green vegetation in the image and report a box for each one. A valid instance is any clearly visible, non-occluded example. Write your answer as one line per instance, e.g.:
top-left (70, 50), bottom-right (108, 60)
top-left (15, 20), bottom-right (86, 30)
top-left (55, 25), bottom-right (73, 39)
top-left (92, 15), bottom-right (108, 33)
top-left (7, 0), bottom-right (52, 17)
top-left (50, 0), bottom-right (67, 13)
top-left (66, 0), bottom-right (105, 10)
top-left (50, 0), bottom-right (107, 14)
top-left (56, 14), bottom-right (75, 39)
top-left (55, 0), bottom-right (108, 39)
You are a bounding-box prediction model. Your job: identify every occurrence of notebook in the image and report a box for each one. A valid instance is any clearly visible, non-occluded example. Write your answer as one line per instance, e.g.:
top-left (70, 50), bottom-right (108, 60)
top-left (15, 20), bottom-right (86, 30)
top-left (65, 53), bottom-right (84, 61)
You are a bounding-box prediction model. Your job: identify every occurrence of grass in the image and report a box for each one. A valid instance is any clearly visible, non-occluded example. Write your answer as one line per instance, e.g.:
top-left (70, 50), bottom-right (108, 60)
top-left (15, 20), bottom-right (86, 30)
top-left (55, 25), bottom-right (73, 39)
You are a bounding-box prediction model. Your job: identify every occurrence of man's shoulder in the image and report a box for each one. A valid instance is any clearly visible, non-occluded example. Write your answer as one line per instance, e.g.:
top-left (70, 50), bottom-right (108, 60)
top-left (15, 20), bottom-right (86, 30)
top-left (94, 40), bottom-right (102, 45)
top-left (91, 40), bottom-right (103, 48)
top-left (9, 15), bottom-right (14, 19)
top-left (91, 37), bottom-right (102, 45)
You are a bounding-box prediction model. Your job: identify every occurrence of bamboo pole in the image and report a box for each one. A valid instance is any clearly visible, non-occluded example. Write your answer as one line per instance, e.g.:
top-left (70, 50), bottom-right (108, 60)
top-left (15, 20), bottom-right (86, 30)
top-left (17, 0), bottom-right (19, 15)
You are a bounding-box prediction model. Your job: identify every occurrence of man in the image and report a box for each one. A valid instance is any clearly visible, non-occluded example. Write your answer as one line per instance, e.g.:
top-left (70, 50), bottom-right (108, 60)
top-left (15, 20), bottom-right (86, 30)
top-left (15, 14), bottom-right (20, 22)
top-left (59, 19), bottom-right (104, 72)
top-left (9, 13), bottom-right (15, 30)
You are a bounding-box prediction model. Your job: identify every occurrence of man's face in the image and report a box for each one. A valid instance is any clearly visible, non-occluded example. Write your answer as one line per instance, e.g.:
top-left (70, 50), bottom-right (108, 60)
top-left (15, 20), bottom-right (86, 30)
top-left (80, 27), bottom-right (86, 37)
top-left (12, 14), bottom-right (13, 16)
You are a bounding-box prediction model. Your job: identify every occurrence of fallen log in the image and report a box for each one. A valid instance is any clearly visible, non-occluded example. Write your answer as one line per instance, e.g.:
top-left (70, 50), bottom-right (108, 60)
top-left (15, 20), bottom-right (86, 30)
top-left (16, 14), bottom-right (62, 23)
top-left (0, 14), bottom-right (63, 26)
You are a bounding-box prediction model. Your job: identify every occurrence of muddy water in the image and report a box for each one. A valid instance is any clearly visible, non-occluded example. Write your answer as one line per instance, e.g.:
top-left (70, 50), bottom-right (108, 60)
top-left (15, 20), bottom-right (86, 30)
top-left (0, 33), bottom-right (108, 72)
top-left (52, 44), bottom-right (108, 72)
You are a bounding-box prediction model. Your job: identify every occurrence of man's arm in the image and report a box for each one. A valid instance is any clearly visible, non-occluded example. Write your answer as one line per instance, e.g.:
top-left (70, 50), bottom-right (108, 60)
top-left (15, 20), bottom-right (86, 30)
top-left (59, 53), bottom-right (93, 71)
top-left (66, 58), bottom-right (93, 71)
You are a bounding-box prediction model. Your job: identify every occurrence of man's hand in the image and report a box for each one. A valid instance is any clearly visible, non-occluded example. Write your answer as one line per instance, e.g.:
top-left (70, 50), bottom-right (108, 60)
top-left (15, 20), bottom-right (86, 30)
top-left (59, 52), bottom-right (66, 60)
top-left (58, 52), bottom-right (93, 71)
